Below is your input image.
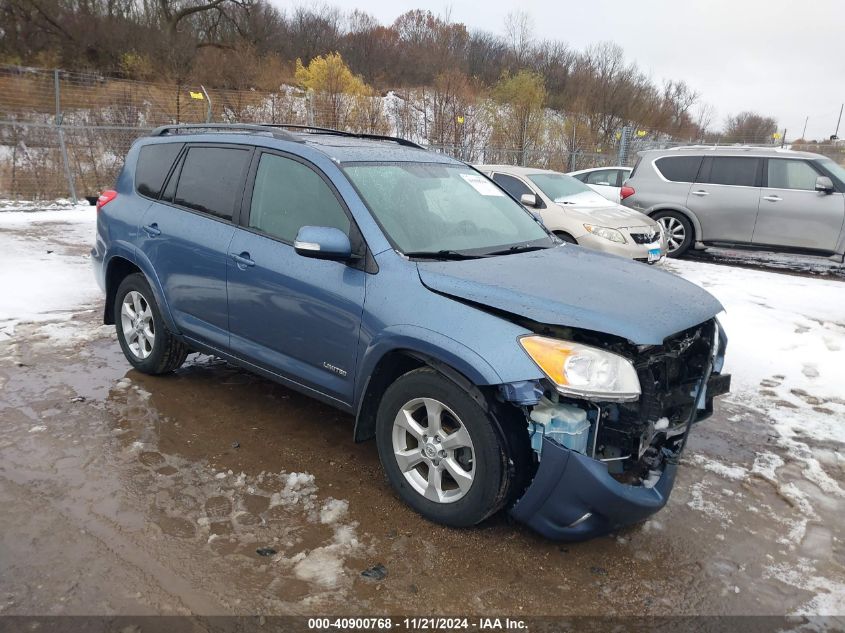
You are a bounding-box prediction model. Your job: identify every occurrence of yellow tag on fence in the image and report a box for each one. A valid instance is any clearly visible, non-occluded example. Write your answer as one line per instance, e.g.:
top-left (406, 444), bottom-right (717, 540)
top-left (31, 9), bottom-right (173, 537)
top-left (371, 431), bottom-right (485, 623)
top-left (189, 91), bottom-right (204, 100)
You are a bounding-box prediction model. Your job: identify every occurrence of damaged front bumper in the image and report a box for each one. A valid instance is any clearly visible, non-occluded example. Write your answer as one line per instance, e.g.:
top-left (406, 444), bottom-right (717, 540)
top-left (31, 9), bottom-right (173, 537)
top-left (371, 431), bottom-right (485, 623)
top-left (508, 319), bottom-right (731, 540)
top-left (510, 436), bottom-right (677, 540)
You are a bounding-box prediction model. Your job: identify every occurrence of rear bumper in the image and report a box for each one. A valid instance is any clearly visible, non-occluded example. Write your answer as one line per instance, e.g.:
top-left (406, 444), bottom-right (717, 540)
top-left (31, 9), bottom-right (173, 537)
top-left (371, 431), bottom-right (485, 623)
top-left (510, 437), bottom-right (677, 540)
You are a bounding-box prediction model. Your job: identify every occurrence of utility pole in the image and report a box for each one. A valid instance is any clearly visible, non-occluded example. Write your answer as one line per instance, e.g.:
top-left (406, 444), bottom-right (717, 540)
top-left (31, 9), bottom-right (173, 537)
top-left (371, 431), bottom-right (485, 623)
top-left (801, 116), bottom-right (808, 140)
top-left (834, 103), bottom-right (843, 140)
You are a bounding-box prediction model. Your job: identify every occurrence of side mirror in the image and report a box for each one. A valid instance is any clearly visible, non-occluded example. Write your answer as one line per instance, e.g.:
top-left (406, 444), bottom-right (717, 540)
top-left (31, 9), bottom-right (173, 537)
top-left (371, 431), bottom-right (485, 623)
top-left (294, 226), bottom-right (352, 261)
top-left (815, 176), bottom-right (835, 194)
top-left (520, 193), bottom-right (538, 207)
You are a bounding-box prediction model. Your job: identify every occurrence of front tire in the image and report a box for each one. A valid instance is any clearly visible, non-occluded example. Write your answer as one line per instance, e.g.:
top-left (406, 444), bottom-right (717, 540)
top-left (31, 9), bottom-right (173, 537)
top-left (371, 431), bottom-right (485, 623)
top-left (653, 211), bottom-right (693, 257)
top-left (375, 368), bottom-right (511, 527)
top-left (114, 273), bottom-right (188, 375)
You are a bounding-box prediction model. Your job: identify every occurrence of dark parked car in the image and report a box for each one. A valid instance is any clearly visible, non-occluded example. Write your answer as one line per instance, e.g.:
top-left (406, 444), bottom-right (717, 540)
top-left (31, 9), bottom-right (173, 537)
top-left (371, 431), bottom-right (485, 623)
top-left (92, 124), bottom-right (730, 540)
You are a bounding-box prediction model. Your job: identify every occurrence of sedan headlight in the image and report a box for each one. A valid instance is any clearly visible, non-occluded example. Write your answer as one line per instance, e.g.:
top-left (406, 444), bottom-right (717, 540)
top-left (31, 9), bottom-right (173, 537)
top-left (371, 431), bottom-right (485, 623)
top-left (583, 224), bottom-right (627, 244)
top-left (519, 335), bottom-right (641, 402)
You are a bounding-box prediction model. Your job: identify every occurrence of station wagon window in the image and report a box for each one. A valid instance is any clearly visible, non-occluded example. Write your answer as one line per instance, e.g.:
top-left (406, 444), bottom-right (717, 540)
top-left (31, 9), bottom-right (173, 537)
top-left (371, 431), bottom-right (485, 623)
top-left (654, 156), bottom-right (702, 182)
top-left (249, 153), bottom-right (350, 243)
top-left (767, 159), bottom-right (819, 191)
top-left (174, 146), bottom-right (251, 220)
top-left (135, 142), bottom-right (183, 198)
top-left (698, 157), bottom-right (760, 187)
top-left (491, 173), bottom-right (534, 200)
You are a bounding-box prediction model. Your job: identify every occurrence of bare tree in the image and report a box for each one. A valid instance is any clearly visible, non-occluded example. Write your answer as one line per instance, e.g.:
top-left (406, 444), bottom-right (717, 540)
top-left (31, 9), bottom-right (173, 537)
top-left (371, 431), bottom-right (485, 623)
top-left (504, 10), bottom-right (533, 67)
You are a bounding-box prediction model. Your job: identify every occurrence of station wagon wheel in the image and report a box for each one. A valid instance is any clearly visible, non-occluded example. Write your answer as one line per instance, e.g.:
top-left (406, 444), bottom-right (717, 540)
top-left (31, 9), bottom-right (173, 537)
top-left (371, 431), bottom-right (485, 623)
top-left (392, 397), bottom-right (476, 503)
top-left (653, 211), bottom-right (693, 257)
top-left (114, 273), bottom-right (189, 375)
top-left (376, 367), bottom-right (512, 528)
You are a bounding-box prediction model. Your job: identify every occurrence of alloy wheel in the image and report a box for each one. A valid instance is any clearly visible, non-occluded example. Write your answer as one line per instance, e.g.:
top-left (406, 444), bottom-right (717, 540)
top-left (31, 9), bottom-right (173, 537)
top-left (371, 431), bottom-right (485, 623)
top-left (120, 290), bottom-right (155, 359)
top-left (391, 397), bottom-right (476, 503)
top-left (658, 216), bottom-right (686, 253)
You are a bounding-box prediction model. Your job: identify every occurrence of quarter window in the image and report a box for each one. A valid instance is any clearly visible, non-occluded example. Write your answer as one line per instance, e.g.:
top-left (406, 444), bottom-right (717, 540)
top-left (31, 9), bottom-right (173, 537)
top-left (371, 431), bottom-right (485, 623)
top-left (767, 159), bottom-right (819, 191)
top-left (173, 146), bottom-right (251, 220)
top-left (135, 143), bottom-right (183, 198)
top-left (699, 157), bottom-right (760, 187)
top-left (249, 153), bottom-right (350, 243)
top-left (654, 156), bottom-right (702, 182)
top-left (492, 173), bottom-right (534, 200)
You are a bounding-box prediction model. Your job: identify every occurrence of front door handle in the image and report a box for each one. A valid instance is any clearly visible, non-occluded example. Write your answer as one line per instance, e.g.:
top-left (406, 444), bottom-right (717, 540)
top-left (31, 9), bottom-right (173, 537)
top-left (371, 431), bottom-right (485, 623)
top-left (691, 190), bottom-right (709, 197)
top-left (762, 195), bottom-right (782, 202)
top-left (232, 252), bottom-right (255, 269)
top-left (142, 223), bottom-right (161, 237)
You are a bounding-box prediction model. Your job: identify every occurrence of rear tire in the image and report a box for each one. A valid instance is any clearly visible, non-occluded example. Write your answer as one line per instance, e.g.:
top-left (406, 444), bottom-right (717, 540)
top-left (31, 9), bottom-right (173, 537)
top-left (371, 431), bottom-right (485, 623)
top-left (653, 211), bottom-right (693, 258)
top-left (114, 273), bottom-right (188, 375)
top-left (375, 368), bottom-right (512, 528)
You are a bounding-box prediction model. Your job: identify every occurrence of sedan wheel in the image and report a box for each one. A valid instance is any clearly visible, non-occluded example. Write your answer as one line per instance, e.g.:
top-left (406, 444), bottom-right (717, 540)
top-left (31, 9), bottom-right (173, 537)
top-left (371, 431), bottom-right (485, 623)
top-left (120, 290), bottom-right (155, 360)
top-left (392, 397), bottom-right (475, 503)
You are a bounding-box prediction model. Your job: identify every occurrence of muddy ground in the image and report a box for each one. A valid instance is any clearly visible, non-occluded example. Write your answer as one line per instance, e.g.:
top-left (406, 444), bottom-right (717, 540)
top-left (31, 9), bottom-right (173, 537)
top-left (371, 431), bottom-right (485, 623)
top-left (0, 215), bottom-right (843, 620)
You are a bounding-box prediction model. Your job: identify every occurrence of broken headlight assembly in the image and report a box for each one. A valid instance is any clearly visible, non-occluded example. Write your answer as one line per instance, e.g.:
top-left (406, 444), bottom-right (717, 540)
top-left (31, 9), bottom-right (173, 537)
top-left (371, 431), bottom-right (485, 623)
top-left (519, 335), bottom-right (641, 402)
top-left (583, 224), bottom-right (626, 244)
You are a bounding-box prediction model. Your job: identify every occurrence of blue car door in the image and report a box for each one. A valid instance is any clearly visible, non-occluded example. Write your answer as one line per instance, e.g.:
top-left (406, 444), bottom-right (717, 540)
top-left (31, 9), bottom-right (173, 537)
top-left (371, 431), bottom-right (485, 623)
top-left (137, 144), bottom-right (252, 350)
top-left (226, 150), bottom-right (366, 405)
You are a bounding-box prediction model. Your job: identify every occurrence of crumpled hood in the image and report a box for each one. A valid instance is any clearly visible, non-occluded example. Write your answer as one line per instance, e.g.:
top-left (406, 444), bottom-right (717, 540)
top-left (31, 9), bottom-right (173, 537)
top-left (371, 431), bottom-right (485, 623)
top-left (417, 246), bottom-right (723, 345)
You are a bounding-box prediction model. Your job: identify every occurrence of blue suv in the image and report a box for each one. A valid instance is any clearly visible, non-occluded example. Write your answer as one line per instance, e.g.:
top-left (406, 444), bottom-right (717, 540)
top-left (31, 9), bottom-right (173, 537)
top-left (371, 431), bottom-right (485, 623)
top-left (92, 124), bottom-right (730, 540)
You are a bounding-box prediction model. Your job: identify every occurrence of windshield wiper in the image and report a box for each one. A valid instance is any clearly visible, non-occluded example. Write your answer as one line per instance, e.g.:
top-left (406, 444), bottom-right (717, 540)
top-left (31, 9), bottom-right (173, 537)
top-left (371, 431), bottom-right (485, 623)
top-left (480, 244), bottom-right (552, 257)
top-left (403, 249), bottom-right (482, 261)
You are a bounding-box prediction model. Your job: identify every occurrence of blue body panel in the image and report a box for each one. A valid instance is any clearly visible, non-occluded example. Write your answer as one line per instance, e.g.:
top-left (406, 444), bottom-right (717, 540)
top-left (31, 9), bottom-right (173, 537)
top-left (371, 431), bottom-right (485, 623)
top-left (418, 246), bottom-right (724, 346)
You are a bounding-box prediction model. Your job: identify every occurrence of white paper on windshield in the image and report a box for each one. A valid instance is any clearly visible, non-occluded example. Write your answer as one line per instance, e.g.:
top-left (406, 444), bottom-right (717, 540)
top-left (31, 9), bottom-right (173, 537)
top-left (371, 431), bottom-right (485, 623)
top-left (460, 173), bottom-right (505, 196)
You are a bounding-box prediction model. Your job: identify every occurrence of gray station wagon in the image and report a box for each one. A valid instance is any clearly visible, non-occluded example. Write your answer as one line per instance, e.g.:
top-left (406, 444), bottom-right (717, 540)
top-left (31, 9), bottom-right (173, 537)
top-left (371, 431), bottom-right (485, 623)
top-left (621, 146), bottom-right (845, 259)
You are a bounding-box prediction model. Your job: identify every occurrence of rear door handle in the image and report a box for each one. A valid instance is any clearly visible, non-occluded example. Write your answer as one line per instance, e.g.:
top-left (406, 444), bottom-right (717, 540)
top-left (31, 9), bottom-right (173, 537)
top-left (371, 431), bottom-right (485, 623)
top-left (691, 190), bottom-right (709, 197)
top-left (142, 223), bottom-right (161, 237)
top-left (763, 195), bottom-right (782, 202)
top-left (231, 252), bottom-right (255, 268)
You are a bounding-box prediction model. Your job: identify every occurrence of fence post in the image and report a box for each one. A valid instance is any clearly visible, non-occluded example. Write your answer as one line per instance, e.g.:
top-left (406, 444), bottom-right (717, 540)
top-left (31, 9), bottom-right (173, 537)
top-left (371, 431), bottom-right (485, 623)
top-left (54, 69), bottom-right (78, 203)
top-left (617, 125), bottom-right (632, 166)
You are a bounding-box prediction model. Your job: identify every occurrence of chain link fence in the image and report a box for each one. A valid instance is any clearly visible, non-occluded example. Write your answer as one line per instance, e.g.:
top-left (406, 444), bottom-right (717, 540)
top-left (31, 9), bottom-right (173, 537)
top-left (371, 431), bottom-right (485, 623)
top-left (3, 64), bottom-right (837, 201)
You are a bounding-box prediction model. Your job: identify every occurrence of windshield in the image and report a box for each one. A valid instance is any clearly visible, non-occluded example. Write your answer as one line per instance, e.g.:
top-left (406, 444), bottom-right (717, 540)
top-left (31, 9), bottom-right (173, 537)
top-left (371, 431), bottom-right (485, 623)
top-left (344, 163), bottom-right (551, 255)
top-left (528, 173), bottom-right (594, 202)
top-left (817, 158), bottom-right (845, 185)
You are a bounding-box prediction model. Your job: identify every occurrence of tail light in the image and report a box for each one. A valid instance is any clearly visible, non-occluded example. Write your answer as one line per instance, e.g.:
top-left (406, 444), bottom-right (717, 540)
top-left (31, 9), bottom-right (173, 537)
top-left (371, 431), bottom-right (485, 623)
top-left (96, 189), bottom-right (117, 211)
top-left (620, 185), bottom-right (635, 200)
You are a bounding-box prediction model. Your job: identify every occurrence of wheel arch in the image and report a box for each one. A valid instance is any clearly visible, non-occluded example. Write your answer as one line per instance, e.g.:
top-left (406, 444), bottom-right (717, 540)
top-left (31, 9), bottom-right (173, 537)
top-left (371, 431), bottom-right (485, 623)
top-left (647, 205), bottom-right (702, 242)
top-left (353, 333), bottom-right (502, 443)
top-left (104, 251), bottom-right (179, 333)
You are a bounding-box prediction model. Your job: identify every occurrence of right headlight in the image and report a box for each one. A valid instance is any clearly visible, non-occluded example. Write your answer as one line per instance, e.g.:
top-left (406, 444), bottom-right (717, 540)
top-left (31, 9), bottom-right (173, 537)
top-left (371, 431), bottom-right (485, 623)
top-left (519, 335), bottom-right (641, 402)
top-left (583, 224), bottom-right (627, 244)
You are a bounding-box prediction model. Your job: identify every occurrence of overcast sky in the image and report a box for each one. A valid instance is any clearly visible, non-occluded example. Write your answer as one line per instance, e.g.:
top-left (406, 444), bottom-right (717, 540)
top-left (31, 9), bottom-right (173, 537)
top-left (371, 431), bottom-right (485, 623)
top-left (308, 0), bottom-right (844, 140)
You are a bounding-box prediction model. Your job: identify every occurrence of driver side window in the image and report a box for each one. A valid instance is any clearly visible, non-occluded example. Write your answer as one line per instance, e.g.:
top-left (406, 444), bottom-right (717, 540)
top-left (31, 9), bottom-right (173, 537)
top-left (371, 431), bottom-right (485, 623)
top-left (249, 153), bottom-right (350, 243)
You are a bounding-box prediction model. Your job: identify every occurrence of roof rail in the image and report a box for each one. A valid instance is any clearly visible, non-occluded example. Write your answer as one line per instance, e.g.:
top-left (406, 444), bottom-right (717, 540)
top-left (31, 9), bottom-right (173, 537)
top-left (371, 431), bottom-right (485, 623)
top-left (266, 124), bottom-right (426, 150)
top-left (149, 123), bottom-right (303, 142)
top-left (665, 144), bottom-right (780, 152)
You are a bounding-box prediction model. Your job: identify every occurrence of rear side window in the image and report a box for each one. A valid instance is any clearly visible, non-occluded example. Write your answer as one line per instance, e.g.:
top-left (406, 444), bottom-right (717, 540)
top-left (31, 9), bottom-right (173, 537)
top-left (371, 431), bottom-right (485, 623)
top-left (249, 153), bottom-right (350, 243)
top-left (584, 169), bottom-right (616, 186)
top-left (698, 157), bottom-right (761, 187)
top-left (135, 143), bottom-right (183, 198)
top-left (492, 173), bottom-right (533, 199)
top-left (654, 156), bottom-right (702, 182)
top-left (767, 159), bottom-right (819, 191)
top-left (174, 146), bottom-right (251, 220)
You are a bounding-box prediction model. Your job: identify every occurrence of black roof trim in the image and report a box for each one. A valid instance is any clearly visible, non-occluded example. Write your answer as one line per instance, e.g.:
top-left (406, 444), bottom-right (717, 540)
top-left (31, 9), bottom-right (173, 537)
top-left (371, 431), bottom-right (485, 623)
top-left (149, 123), bottom-right (303, 143)
top-left (266, 124), bottom-right (426, 150)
